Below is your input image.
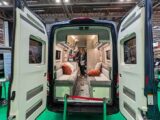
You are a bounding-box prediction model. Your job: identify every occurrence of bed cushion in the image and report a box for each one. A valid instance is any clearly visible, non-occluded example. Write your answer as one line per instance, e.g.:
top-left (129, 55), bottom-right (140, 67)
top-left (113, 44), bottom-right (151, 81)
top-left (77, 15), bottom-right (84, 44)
top-left (56, 68), bottom-right (63, 78)
top-left (87, 69), bottom-right (101, 76)
top-left (62, 64), bottom-right (72, 75)
top-left (65, 62), bottom-right (75, 72)
top-left (102, 68), bottom-right (109, 78)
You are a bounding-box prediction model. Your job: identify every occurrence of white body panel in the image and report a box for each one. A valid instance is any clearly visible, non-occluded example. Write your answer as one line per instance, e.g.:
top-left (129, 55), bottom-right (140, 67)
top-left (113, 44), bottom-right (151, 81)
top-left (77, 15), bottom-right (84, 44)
top-left (118, 5), bottom-right (147, 120)
top-left (9, 7), bottom-right (48, 120)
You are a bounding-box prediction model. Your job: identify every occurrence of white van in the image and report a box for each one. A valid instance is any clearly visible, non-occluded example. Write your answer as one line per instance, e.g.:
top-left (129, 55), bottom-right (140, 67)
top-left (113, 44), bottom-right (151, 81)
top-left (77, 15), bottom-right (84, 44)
top-left (7, 0), bottom-right (160, 120)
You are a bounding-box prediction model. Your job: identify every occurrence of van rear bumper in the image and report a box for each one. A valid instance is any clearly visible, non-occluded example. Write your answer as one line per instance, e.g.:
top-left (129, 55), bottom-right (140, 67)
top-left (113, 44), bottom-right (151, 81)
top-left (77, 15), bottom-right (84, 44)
top-left (47, 99), bottom-right (119, 115)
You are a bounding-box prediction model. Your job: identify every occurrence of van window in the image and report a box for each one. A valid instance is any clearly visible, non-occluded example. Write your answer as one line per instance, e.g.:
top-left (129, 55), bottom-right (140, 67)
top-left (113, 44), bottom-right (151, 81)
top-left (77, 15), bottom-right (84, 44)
top-left (124, 37), bottom-right (136, 64)
top-left (29, 38), bottom-right (43, 64)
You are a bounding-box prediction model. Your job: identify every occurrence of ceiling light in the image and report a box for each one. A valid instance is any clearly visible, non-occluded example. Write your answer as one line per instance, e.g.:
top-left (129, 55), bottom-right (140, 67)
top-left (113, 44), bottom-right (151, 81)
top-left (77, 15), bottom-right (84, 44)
top-left (0, 2), bottom-right (2, 6)
top-left (64, 0), bottom-right (69, 3)
top-left (34, 9), bottom-right (45, 12)
top-left (75, 39), bottom-right (79, 42)
top-left (120, 0), bottom-right (124, 2)
top-left (91, 35), bottom-right (97, 39)
top-left (55, 0), bottom-right (61, 3)
top-left (3, 1), bottom-right (8, 5)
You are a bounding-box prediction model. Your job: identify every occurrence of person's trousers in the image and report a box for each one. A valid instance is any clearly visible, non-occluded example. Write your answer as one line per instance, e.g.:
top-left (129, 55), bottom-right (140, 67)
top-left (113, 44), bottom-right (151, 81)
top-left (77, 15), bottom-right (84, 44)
top-left (80, 65), bottom-right (86, 76)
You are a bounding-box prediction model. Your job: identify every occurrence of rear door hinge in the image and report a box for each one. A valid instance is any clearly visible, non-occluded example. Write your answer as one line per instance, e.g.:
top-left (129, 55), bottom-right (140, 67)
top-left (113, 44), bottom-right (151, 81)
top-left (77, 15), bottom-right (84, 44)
top-left (8, 115), bottom-right (16, 120)
top-left (138, 107), bottom-right (148, 119)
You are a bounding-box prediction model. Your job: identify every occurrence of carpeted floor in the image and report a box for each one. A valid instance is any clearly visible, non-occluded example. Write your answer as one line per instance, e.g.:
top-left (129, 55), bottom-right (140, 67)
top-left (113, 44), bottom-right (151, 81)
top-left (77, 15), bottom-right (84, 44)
top-left (74, 77), bottom-right (90, 97)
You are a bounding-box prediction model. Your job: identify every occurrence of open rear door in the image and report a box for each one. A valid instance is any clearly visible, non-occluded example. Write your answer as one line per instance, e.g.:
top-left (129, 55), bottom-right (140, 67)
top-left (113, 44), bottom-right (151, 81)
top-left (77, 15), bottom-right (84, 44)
top-left (118, 0), bottom-right (160, 119)
top-left (8, 0), bottom-right (48, 120)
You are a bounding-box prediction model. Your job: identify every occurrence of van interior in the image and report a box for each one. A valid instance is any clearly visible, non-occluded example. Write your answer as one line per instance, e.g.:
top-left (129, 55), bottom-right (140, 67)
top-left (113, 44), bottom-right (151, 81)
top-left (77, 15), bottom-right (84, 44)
top-left (1, 0), bottom-right (160, 119)
top-left (53, 26), bottom-right (113, 103)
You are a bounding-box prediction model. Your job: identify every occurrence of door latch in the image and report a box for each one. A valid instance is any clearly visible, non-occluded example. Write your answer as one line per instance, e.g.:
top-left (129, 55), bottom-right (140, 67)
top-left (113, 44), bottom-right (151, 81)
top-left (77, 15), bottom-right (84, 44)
top-left (119, 74), bottom-right (122, 77)
top-left (44, 72), bottom-right (47, 77)
top-left (10, 91), bottom-right (16, 100)
top-left (8, 115), bottom-right (16, 120)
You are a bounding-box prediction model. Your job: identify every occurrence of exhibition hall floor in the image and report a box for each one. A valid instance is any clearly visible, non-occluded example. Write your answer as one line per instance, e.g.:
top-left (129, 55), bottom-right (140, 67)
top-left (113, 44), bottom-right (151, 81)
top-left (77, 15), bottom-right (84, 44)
top-left (0, 106), bottom-right (125, 120)
top-left (0, 83), bottom-right (159, 120)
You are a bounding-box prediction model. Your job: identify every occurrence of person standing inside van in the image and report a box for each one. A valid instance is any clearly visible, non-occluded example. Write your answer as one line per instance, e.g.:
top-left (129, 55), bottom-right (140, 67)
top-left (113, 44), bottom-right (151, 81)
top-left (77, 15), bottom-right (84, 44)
top-left (78, 48), bottom-right (87, 78)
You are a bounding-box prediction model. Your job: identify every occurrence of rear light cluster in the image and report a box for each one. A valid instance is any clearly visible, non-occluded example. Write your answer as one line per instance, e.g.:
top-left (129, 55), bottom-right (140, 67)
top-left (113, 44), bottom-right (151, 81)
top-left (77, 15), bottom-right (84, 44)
top-left (116, 74), bottom-right (119, 98)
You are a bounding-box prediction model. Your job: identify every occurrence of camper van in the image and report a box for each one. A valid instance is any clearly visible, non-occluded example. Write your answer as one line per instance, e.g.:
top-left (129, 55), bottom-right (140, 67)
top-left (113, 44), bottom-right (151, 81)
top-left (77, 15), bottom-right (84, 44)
top-left (7, 0), bottom-right (160, 120)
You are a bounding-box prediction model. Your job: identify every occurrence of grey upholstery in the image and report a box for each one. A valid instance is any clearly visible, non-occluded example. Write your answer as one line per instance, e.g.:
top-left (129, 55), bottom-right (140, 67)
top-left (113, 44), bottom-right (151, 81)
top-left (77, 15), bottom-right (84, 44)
top-left (54, 62), bottom-right (78, 98)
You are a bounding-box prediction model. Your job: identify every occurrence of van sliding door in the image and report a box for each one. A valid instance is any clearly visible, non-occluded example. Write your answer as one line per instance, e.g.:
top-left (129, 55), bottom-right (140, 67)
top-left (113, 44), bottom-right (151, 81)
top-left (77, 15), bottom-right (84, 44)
top-left (8, 0), bottom-right (48, 120)
top-left (118, 0), bottom-right (160, 120)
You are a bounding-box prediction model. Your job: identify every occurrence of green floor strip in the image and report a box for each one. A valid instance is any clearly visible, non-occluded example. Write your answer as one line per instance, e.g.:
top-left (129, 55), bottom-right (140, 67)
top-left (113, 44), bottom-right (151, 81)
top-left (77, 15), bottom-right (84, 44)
top-left (103, 98), bottom-right (107, 120)
top-left (63, 95), bottom-right (68, 120)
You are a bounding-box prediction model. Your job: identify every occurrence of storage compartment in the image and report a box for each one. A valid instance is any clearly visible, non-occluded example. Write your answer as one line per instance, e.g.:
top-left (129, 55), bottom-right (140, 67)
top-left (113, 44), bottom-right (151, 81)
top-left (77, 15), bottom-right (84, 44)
top-left (92, 87), bottom-right (111, 99)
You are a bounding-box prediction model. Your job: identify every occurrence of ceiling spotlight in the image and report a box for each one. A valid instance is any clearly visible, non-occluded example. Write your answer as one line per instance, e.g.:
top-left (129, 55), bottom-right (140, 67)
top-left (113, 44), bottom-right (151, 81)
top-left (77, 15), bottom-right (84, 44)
top-left (3, 1), bottom-right (9, 5)
top-left (34, 9), bottom-right (45, 12)
top-left (55, 0), bottom-right (61, 3)
top-left (120, 0), bottom-right (124, 2)
top-left (91, 35), bottom-right (97, 39)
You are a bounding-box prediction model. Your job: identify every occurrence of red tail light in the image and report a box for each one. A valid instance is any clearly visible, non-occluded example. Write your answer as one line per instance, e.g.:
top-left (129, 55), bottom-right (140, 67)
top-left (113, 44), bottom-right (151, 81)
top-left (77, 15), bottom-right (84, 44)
top-left (47, 73), bottom-right (51, 81)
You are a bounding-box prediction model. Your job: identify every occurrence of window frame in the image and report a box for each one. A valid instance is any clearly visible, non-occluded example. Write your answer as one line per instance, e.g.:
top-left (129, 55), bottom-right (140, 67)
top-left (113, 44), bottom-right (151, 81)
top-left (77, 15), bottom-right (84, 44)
top-left (120, 33), bottom-right (137, 65)
top-left (29, 35), bottom-right (46, 64)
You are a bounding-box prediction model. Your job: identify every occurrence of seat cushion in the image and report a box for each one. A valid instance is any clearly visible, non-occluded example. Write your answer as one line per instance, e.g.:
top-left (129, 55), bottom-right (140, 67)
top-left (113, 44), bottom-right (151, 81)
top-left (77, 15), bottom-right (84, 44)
top-left (58, 75), bottom-right (73, 81)
top-left (56, 68), bottom-right (63, 78)
top-left (95, 73), bottom-right (109, 81)
top-left (91, 74), bottom-right (111, 87)
top-left (102, 68), bottom-right (109, 78)
top-left (87, 77), bottom-right (96, 81)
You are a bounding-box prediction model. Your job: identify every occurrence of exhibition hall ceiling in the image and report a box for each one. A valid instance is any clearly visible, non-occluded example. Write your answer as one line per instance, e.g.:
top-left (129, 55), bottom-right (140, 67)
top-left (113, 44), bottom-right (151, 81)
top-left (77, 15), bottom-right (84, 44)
top-left (0, 0), bottom-right (160, 26)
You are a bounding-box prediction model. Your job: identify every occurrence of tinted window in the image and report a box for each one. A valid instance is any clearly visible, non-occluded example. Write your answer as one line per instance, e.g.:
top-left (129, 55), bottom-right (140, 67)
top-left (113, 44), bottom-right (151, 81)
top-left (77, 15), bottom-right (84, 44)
top-left (124, 37), bottom-right (136, 64)
top-left (29, 39), bottom-right (42, 64)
